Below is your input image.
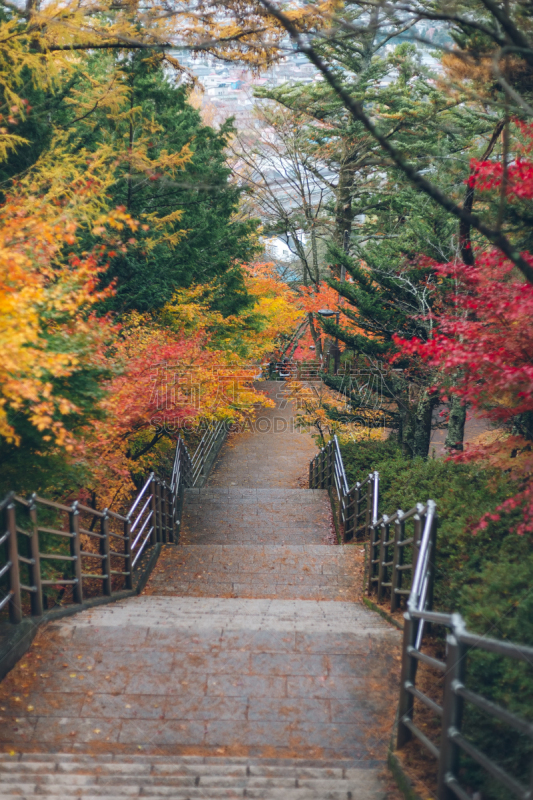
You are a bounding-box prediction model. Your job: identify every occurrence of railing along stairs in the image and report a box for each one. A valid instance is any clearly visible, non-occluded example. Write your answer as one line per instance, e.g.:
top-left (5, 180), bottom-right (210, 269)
top-left (309, 436), bottom-right (379, 542)
top-left (0, 420), bottom-right (225, 625)
top-left (310, 437), bottom-right (533, 800)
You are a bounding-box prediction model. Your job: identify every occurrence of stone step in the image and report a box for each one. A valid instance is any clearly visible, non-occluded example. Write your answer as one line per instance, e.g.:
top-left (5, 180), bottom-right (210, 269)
top-left (180, 489), bottom-right (333, 546)
top-left (0, 793), bottom-right (378, 799)
top-left (185, 489), bottom-right (328, 498)
top-left (0, 755), bottom-right (386, 798)
top-left (144, 544), bottom-right (361, 600)
top-left (0, 597), bottom-right (398, 760)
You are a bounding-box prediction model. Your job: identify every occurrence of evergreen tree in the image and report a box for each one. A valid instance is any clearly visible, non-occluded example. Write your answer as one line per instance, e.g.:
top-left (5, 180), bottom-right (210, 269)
top-left (78, 54), bottom-right (260, 314)
top-left (2, 52), bottom-right (260, 316)
top-left (256, 27), bottom-right (491, 456)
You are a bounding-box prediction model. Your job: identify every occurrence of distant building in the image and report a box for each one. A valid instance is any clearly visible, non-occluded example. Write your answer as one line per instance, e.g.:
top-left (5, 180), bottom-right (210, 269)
top-left (263, 233), bottom-right (306, 262)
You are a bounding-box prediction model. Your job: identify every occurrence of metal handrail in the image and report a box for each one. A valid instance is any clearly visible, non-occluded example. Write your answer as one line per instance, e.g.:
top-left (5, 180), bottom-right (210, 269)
top-left (308, 439), bottom-right (437, 611)
top-left (356, 472), bottom-right (379, 525)
top-left (395, 486), bottom-right (531, 799)
top-left (333, 435), bottom-right (350, 495)
top-left (409, 500), bottom-right (437, 650)
top-left (397, 607), bottom-right (533, 800)
top-left (309, 436), bottom-right (379, 542)
top-left (128, 474), bottom-right (153, 517)
top-left (0, 418), bottom-right (226, 624)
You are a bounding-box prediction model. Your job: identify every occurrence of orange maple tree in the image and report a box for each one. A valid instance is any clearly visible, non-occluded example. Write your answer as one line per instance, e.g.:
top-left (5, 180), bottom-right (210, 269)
top-left (79, 316), bottom-right (275, 508)
top-left (0, 196), bottom-right (135, 449)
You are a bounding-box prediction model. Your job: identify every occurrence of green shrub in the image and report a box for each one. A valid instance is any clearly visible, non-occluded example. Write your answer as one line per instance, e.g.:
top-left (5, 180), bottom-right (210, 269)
top-left (340, 437), bottom-right (529, 630)
top-left (340, 437), bottom-right (533, 799)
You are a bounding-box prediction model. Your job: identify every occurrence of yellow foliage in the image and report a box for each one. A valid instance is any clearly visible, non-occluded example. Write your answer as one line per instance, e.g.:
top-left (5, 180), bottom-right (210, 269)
top-left (161, 262), bottom-right (303, 360)
top-left (288, 380), bottom-right (385, 447)
top-left (0, 196), bottom-right (125, 445)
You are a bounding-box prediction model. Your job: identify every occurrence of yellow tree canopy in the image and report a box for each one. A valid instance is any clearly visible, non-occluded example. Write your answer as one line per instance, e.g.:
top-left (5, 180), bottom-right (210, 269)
top-left (160, 262), bottom-right (304, 359)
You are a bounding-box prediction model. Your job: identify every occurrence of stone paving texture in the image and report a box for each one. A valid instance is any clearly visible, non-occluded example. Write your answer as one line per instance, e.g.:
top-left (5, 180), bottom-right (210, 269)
top-left (181, 489), bottom-right (333, 546)
top-left (206, 382), bottom-right (317, 489)
top-left (0, 380), bottom-right (401, 798)
top-left (145, 544), bottom-right (362, 601)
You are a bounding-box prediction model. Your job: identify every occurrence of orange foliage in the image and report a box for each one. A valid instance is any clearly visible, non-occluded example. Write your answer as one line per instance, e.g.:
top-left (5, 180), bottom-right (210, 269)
top-left (299, 280), bottom-right (358, 351)
top-left (161, 262), bottom-right (303, 360)
top-left (77, 315), bottom-right (275, 508)
top-left (0, 197), bottom-right (134, 446)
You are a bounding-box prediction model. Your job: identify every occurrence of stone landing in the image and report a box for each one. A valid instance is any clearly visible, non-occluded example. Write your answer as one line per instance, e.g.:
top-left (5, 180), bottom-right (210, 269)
top-left (0, 596), bottom-right (399, 765)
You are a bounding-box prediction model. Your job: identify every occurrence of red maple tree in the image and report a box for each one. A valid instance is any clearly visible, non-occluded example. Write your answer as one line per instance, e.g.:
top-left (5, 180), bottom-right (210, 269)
top-left (394, 123), bottom-right (533, 534)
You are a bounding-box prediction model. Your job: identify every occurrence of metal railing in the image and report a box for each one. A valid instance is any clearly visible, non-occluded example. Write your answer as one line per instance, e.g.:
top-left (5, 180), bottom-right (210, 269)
top-left (396, 498), bottom-right (533, 798)
top-left (263, 358), bottom-right (390, 382)
top-left (310, 437), bottom-right (532, 796)
top-left (0, 422), bottom-right (224, 624)
top-left (189, 420), bottom-right (225, 486)
top-left (263, 360), bottom-right (323, 380)
top-left (309, 438), bottom-right (437, 613)
top-left (368, 500), bottom-right (437, 617)
top-left (309, 436), bottom-right (379, 542)
top-left (398, 606), bottom-right (533, 800)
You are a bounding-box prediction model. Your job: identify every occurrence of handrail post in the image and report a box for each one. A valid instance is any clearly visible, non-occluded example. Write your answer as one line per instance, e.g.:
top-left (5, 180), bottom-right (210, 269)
top-left (372, 471), bottom-right (379, 529)
top-left (169, 482), bottom-right (176, 544)
top-left (367, 521), bottom-right (379, 595)
top-left (437, 617), bottom-right (467, 799)
top-left (413, 504), bottom-right (425, 577)
top-left (124, 516), bottom-right (133, 590)
top-left (391, 512), bottom-right (405, 613)
top-left (69, 501), bottom-right (83, 605)
top-left (344, 487), bottom-right (354, 542)
top-left (150, 474), bottom-right (157, 545)
top-left (101, 510), bottom-right (112, 596)
top-left (6, 497), bottom-right (22, 624)
top-left (364, 478), bottom-right (371, 537)
top-left (200, 437), bottom-right (206, 477)
top-left (397, 610), bottom-right (419, 748)
top-left (426, 512), bottom-right (438, 619)
top-left (161, 483), bottom-right (168, 544)
top-left (355, 482), bottom-right (362, 538)
top-left (156, 479), bottom-right (162, 543)
top-left (28, 494), bottom-right (43, 617)
top-left (309, 459), bottom-right (314, 489)
top-left (377, 517), bottom-right (389, 602)
top-left (166, 483), bottom-right (172, 543)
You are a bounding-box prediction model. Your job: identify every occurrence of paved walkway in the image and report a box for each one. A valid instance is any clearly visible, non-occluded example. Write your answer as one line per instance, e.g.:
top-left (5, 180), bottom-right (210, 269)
top-left (0, 382), bottom-right (401, 798)
top-left (206, 382), bottom-right (316, 488)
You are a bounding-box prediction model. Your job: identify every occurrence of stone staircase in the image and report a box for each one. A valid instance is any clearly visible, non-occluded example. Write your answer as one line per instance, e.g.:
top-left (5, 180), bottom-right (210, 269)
top-left (181, 488), bottom-right (334, 546)
top-left (0, 383), bottom-right (400, 799)
top-left (145, 543), bottom-right (360, 601)
top-left (0, 753), bottom-right (387, 798)
top-left (145, 487), bottom-right (361, 601)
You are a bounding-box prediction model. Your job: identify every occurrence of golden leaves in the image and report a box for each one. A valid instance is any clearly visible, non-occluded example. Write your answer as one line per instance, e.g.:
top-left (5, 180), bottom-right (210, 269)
top-left (161, 263), bottom-right (303, 360)
top-left (0, 196), bottom-right (118, 445)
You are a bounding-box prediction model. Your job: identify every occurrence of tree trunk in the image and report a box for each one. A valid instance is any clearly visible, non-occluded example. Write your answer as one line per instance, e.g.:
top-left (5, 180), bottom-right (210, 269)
top-left (445, 395), bottom-right (466, 451)
top-left (459, 119), bottom-right (504, 265)
top-left (308, 313), bottom-right (323, 359)
top-left (332, 147), bottom-right (356, 276)
top-left (413, 392), bottom-right (439, 458)
top-left (310, 225), bottom-right (320, 284)
top-left (399, 405), bottom-right (415, 457)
